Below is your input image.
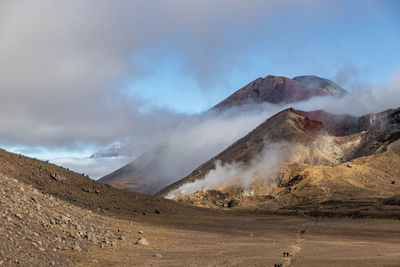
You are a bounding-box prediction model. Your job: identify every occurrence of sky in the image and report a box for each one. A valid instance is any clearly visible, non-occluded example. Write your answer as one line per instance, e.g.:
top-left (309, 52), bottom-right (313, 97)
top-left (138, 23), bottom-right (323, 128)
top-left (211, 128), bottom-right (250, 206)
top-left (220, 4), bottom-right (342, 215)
top-left (0, 0), bottom-right (399, 178)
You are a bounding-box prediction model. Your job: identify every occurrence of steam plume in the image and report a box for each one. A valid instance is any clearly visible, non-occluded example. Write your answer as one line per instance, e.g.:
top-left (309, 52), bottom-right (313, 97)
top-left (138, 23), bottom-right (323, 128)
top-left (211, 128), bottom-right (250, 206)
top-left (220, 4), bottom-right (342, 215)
top-left (166, 142), bottom-right (286, 198)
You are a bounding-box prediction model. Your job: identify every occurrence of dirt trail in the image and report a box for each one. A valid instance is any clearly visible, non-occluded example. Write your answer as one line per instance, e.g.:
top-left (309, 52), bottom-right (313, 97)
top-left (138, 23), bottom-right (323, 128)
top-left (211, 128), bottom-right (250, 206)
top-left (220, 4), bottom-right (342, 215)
top-left (284, 233), bottom-right (305, 266)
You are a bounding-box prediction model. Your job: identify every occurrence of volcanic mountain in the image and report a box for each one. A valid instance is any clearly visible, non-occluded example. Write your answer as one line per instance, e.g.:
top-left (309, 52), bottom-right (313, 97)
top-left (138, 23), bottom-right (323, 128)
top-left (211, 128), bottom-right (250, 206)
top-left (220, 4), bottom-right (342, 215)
top-left (213, 75), bottom-right (346, 109)
top-left (99, 74), bottom-right (346, 194)
top-left (158, 107), bottom-right (400, 216)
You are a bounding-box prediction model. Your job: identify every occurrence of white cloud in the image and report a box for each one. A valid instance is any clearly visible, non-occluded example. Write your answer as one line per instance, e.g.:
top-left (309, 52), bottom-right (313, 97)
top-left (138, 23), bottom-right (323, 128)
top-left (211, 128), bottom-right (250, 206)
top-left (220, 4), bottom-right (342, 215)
top-left (0, 0), bottom-right (353, 148)
top-left (50, 156), bottom-right (132, 180)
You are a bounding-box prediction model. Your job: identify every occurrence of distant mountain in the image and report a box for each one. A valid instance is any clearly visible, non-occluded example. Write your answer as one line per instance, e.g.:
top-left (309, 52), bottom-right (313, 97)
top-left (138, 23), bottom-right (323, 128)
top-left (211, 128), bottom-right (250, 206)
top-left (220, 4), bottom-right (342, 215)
top-left (99, 74), bottom-right (348, 194)
top-left (90, 143), bottom-right (131, 159)
top-left (213, 75), bottom-right (346, 110)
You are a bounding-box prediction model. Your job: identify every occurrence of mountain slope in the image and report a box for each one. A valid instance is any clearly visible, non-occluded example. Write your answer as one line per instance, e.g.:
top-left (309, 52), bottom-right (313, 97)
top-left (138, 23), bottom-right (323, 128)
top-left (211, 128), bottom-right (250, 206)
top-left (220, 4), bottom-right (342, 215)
top-left (0, 149), bottom-right (202, 219)
top-left (157, 107), bottom-right (400, 215)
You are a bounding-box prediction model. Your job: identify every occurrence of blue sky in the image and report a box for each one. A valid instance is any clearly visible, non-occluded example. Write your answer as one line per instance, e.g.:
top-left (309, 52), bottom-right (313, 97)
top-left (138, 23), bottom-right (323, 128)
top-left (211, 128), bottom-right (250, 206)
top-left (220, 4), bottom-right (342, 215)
top-left (124, 0), bottom-right (400, 113)
top-left (0, 0), bottom-right (399, 164)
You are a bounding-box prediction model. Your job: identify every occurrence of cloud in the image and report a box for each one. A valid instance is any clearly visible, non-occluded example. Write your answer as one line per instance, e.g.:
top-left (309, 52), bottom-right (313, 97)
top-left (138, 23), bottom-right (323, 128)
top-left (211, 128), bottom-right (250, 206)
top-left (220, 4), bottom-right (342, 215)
top-left (50, 156), bottom-right (131, 180)
top-left (0, 0), bottom-right (370, 148)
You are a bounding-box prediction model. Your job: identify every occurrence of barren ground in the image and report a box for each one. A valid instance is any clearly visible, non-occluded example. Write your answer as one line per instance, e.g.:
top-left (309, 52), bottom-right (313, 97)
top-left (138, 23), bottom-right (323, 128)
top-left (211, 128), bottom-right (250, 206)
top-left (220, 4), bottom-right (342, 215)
top-left (78, 214), bottom-right (400, 266)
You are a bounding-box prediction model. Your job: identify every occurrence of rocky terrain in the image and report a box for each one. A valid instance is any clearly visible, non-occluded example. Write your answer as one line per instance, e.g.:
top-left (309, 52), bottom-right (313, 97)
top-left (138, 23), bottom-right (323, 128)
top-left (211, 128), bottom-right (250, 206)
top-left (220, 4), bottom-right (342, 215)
top-left (0, 148), bottom-right (200, 219)
top-left (0, 173), bottom-right (123, 266)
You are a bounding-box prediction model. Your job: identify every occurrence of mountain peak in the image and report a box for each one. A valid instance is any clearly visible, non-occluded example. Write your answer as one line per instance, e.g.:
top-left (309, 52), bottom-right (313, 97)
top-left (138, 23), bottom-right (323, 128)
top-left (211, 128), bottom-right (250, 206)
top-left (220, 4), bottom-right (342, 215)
top-left (90, 143), bottom-right (123, 159)
top-left (213, 75), bottom-right (346, 110)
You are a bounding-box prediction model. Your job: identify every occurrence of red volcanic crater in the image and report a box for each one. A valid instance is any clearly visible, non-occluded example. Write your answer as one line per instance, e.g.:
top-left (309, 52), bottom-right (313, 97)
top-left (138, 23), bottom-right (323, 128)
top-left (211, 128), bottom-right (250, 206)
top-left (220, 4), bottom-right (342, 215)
top-left (293, 109), bottom-right (359, 136)
top-left (258, 107), bottom-right (358, 137)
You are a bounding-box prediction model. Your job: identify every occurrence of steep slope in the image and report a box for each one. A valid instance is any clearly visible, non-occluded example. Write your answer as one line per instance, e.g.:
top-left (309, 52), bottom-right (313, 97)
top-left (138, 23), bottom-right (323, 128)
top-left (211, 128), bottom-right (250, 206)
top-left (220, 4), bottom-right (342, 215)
top-left (213, 75), bottom-right (346, 110)
top-left (100, 74), bottom-right (347, 194)
top-left (158, 107), bottom-right (400, 215)
top-left (0, 149), bottom-right (204, 220)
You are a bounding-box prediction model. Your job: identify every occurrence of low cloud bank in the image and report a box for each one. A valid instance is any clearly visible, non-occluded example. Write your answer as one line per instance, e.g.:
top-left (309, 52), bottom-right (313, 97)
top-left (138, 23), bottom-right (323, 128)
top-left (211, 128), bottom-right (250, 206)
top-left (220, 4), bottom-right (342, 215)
top-left (110, 103), bottom-right (287, 191)
top-left (293, 68), bottom-right (400, 116)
